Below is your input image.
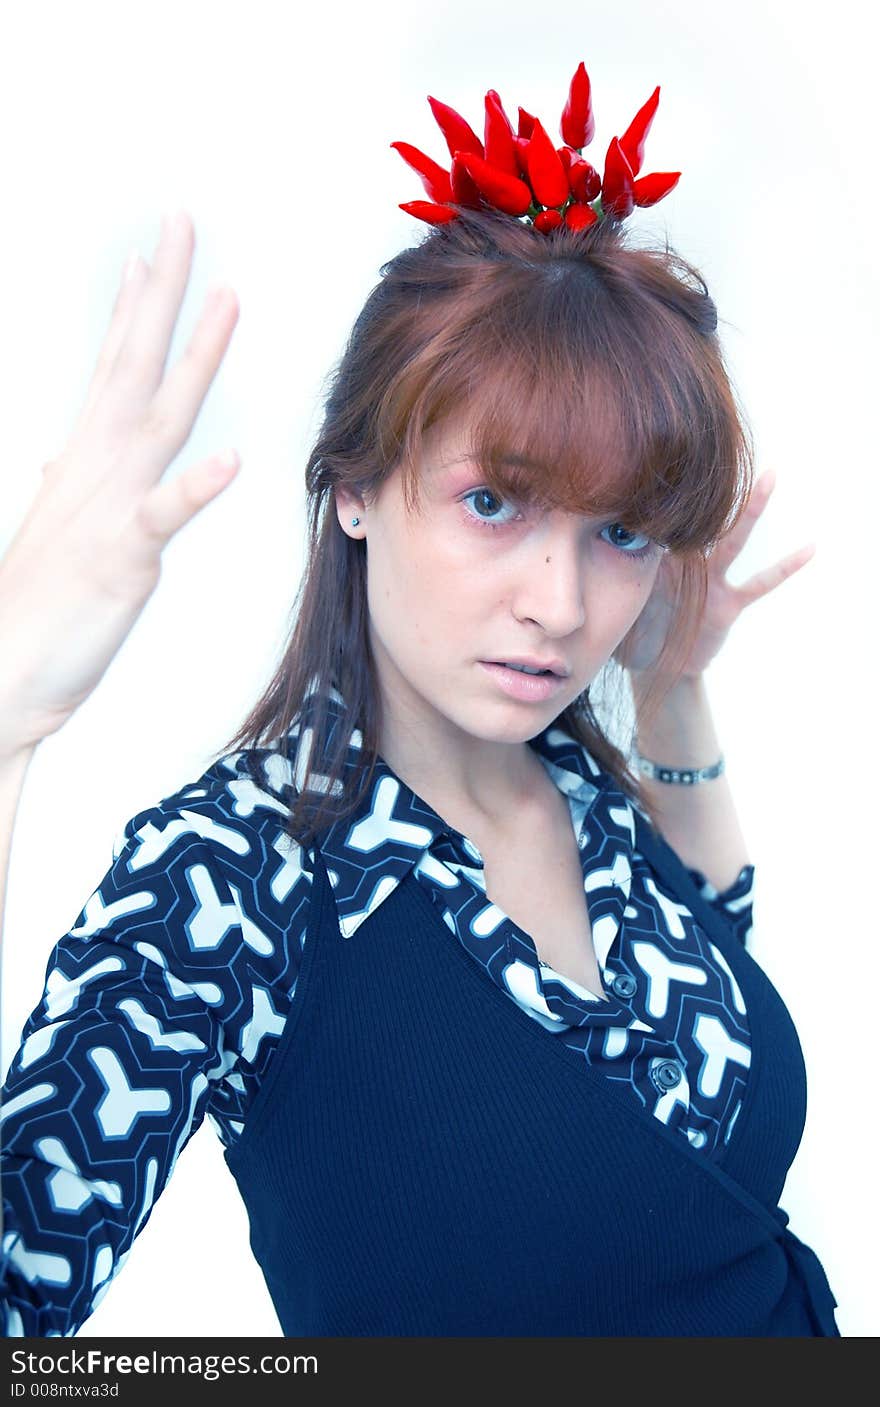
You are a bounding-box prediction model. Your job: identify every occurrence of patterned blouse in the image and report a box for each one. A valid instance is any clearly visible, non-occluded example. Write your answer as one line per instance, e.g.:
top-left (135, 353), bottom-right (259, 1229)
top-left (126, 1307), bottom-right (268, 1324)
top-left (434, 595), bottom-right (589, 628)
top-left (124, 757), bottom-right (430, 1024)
top-left (0, 681), bottom-right (755, 1336)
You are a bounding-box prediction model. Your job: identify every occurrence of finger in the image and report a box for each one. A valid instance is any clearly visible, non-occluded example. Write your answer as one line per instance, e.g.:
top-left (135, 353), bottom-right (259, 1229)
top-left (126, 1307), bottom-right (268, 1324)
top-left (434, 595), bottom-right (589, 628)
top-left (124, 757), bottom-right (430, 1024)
top-left (129, 449), bottom-right (241, 563)
top-left (44, 277), bottom-right (241, 529)
top-left (733, 540), bottom-right (816, 607)
top-left (708, 467), bottom-right (777, 578)
top-left (105, 210), bottom-right (198, 418)
top-left (137, 287), bottom-right (241, 467)
top-left (74, 252), bottom-right (150, 432)
top-left (92, 285), bottom-right (241, 506)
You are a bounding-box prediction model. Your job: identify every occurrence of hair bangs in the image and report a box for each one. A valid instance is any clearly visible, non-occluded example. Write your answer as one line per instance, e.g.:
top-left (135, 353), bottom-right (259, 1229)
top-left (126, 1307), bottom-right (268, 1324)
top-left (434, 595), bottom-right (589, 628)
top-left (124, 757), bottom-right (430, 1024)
top-left (395, 305), bottom-right (740, 552)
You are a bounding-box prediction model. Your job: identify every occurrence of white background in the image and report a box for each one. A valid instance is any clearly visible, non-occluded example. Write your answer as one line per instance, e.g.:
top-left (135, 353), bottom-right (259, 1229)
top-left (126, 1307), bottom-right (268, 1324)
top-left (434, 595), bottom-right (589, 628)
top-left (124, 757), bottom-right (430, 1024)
top-left (1, 0), bottom-right (876, 1338)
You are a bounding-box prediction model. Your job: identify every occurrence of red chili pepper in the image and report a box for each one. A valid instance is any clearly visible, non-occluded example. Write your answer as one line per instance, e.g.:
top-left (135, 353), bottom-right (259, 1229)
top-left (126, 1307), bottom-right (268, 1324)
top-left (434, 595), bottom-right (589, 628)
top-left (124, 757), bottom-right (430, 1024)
top-left (525, 116), bottom-right (570, 208)
top-left (534, 209), bottom-right (564, 234)
top-left (560, 61), bottom-right (595, 150)
top-left (517, 106), bottom-right (537, 139)
top-left (633, 170), bottom-right (681, 207)
top-left (619, 86), bottom-right (660, 177)
top-left (513, 135), bottom-right (531, 177)
top-left (450, 153), bottom-right (483, 208)
top-left (484, 90), bottom-right (519, 178)
top-left (399, 200), bottom-right (460, 226)
top-left (601, 136), bottom-right (635, 219)
top-left (427, 95), bottom-right (484, 160)
top-left (568, 158), bottom-right (602, 203)
top-left (454, 150), bottom-right (533, 215)
top-left (564, 202), bottom-right (599, 231)
top-left (407, 67), bottom-right (677, 233)
top-left (390, 141), bottom-right (453, 204)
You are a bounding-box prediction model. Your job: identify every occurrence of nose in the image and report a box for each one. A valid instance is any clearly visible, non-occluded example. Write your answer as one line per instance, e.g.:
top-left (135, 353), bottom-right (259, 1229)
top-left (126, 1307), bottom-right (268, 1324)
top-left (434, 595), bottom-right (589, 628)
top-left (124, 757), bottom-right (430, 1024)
top-left (510, 518), bottom-right (588, 637)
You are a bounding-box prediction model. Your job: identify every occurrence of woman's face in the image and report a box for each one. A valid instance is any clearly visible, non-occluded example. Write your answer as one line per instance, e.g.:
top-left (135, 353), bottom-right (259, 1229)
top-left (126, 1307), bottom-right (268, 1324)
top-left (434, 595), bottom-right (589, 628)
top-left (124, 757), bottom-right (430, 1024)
top-left (334, 414), bottom-right (666, 762)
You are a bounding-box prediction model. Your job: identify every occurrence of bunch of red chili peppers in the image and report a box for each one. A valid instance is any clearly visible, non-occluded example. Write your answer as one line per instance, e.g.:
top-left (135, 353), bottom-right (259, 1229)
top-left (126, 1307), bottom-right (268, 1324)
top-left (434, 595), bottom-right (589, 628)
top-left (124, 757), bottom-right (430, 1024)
top-left (392, 61), bottom-right (680, 232)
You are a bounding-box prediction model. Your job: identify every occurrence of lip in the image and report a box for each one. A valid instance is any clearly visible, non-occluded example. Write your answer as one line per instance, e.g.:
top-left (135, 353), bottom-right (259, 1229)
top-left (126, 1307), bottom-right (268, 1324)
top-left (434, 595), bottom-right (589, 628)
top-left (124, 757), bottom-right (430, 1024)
top-left (479, 660), bottom-right (568, 702)
top-left (484, 655), bottom-right (569, 678)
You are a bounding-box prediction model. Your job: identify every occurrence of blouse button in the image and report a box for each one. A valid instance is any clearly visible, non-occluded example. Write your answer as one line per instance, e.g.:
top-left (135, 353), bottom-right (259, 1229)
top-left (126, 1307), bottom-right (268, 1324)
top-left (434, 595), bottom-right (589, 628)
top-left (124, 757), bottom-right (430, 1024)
top-left (611, 973), bottom-right (637, 999)
top-left (652, 1059), bottom-right (684, 1092)
top-left (578, 832), bottom-right (588, 849)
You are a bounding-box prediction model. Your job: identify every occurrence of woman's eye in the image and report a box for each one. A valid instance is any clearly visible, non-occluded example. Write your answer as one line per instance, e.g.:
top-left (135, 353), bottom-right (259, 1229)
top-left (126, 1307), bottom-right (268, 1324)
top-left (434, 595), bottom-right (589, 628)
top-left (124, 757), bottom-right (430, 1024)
top-left (600, 523), bottom-right (660, 561)
top-left (459, 488), bottom-right (522, 531)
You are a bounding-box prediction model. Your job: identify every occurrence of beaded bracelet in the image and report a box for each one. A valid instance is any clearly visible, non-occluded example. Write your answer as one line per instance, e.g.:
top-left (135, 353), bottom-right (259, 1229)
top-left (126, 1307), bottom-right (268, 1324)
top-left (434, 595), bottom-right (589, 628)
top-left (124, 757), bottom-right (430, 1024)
top-left (632, 749), bottom-right (725, 785)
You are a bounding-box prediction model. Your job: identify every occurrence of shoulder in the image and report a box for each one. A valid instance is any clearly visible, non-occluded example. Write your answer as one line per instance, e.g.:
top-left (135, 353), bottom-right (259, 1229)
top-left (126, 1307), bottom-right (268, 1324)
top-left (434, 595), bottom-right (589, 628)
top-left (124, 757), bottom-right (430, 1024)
top-left (8, 745), bottom-right (320, 1098)
top-left (42, 744), bottom-right (321, 1008)
top-left (114, 744), bottom-right (312, 880)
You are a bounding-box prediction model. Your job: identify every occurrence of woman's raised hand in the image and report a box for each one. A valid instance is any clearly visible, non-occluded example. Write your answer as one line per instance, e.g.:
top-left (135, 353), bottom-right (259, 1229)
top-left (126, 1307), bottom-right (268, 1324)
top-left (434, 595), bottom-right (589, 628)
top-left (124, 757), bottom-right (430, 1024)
top-left (616, 466), bottom-right (817, 679)
top-left (0, 210), bottom-right (240, 756)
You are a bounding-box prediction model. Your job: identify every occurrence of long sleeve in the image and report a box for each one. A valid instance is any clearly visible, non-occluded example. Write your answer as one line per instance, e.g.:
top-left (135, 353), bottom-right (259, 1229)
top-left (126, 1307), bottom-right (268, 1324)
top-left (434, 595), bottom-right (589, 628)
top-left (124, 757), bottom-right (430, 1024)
top-left (0, 799), bottom-right (251, 1336)
top-left (1, 748), bottom-right (315, 1340)
top-left (684, 861), bottom-right (755, 948)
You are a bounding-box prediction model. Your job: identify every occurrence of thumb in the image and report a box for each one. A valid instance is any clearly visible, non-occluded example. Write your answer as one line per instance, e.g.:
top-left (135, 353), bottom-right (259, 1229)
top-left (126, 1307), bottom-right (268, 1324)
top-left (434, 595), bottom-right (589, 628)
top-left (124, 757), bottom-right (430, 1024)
top-left (133, 450), bottom-right (240, 557)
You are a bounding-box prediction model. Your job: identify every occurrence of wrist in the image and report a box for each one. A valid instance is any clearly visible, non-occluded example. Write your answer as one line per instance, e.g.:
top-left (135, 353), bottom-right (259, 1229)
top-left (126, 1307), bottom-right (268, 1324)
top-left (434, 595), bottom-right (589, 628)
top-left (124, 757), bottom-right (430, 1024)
top-left (0, 696), bottom-right (42, 770)
top-left (0, 735), bottom-right (39, 776)
top-left (0, 677), bottom-right (52, 760)
top-left (631, 672), bottom-right (720, 770)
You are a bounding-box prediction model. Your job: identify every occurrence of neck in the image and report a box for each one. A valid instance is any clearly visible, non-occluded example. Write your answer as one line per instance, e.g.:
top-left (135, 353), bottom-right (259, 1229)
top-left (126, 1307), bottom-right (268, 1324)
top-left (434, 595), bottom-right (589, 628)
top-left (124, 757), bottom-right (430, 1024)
top-left (377, 705), bottom-right (549, 835)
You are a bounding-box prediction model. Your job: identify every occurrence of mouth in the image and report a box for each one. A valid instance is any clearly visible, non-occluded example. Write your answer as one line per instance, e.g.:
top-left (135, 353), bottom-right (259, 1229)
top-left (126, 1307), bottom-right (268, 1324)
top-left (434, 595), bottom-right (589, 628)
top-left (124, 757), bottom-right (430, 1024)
top-left (482, 660), bottom-right (566, 678)
top-left (479, 660), bottom-right (568, 700)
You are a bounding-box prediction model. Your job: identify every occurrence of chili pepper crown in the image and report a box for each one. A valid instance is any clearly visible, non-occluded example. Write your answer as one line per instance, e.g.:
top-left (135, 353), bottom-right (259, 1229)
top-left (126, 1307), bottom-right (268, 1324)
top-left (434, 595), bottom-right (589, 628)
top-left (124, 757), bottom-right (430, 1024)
top-left (391, 61), bottom-right (681, 233)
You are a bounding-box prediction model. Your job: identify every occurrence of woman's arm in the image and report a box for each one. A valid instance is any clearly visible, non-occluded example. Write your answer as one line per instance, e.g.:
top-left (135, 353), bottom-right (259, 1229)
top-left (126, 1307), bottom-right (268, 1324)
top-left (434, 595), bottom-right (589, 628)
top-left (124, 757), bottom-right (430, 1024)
top-left (0, 210), bottom-right (241, 1327)
top-left (619, 467), bottom-right (814, 901)
top-left (631, 671), bottom-right (751, 895)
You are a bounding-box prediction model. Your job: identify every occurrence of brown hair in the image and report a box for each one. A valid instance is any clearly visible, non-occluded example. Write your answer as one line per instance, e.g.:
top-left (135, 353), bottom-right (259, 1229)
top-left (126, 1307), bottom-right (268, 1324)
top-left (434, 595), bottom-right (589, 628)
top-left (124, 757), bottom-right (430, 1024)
top-left (212, 205), bottom-right (755, 848)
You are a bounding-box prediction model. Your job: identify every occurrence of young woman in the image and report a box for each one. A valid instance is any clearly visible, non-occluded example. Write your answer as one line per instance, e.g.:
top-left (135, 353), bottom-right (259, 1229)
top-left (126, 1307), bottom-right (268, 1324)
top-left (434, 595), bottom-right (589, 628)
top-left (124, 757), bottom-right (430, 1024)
top-left (0, 68), bottom-right (840, 1337)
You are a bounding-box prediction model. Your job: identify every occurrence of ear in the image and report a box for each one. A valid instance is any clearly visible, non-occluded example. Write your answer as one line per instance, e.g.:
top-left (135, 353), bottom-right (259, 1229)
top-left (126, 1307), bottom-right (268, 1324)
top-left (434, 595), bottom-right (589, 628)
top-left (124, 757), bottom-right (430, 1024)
top-left (334, 484), bottom-right (368, 538)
